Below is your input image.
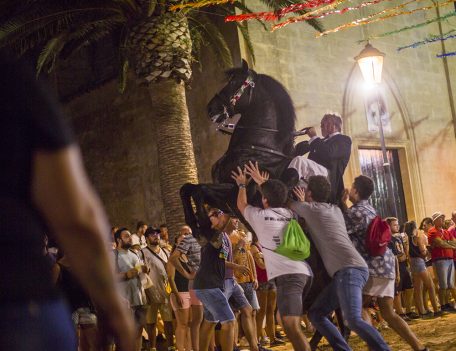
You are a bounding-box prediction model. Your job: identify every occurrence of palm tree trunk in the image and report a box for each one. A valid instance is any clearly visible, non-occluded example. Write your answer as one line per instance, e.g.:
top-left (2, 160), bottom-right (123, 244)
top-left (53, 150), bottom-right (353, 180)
top-left (148, 79), bottom-right (198, 238)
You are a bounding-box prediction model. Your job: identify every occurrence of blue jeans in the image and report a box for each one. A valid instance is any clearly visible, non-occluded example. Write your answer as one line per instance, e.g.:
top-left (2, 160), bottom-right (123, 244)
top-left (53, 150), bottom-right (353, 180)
top-left (433, 258), bottom-right (454, 289)
top-left (308, 267), bottom-right (390, 351)
top-left (194, 288), bottom-right (235, 323)
top-left (0, 298), bottom-right (77, 351)
top-left (224, 278), bottom-right (250, 310)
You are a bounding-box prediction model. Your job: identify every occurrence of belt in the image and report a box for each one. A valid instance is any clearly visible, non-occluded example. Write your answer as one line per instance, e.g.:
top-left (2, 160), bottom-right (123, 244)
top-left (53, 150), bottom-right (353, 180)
top-left (432, 257), bottom-right (452, 262)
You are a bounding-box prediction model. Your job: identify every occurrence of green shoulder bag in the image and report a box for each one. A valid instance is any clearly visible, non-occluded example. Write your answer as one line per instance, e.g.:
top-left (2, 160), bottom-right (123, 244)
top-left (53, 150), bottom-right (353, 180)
top-left (275, 218), bottom-right (311, 261)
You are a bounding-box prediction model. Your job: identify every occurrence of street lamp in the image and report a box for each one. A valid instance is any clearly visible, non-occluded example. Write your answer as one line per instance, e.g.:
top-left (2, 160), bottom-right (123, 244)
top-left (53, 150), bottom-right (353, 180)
top-left (355, 43), bottom-right (398, 218)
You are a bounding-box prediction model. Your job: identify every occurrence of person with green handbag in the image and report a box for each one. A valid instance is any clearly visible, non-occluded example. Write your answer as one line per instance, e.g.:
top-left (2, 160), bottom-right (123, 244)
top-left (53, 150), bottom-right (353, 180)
top-left (232, 162), bottom-right (313, 351)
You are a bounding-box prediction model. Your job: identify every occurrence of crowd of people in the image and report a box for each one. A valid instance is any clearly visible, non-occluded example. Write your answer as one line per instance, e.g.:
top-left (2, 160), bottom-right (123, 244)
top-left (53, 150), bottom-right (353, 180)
top-left (50, 176), bottom-right (456, 351)
top-left (44, 114), bottom-right (456, 351)
top-left (4, 55), bottom-right (456, 351)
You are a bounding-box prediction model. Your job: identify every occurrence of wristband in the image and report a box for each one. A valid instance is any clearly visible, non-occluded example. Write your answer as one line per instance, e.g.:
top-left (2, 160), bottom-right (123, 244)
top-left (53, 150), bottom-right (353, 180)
top-left (238, 184), bottom-right (246, 189)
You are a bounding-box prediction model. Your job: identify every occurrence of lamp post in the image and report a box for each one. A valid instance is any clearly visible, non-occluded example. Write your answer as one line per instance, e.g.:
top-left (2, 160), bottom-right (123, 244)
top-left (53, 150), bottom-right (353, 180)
top-left (355, 43), bottom-right (398, 218)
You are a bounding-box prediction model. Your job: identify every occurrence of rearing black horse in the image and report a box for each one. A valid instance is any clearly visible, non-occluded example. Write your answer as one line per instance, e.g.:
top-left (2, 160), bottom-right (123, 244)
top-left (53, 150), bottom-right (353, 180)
top-left (180, 60), bottom-right (299, 239)
top-left (180, 61), bottom-right (333, 313)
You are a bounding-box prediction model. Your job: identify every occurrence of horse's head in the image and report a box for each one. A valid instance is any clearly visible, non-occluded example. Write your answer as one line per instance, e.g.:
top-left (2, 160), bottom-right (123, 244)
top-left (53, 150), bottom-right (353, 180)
top-left (207, 59), bottom-right (257, 127)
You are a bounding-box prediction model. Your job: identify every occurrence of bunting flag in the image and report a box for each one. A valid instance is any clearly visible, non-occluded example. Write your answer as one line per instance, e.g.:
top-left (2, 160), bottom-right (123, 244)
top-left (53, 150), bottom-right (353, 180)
top-left (226, 0), bottom-right (392, 23)
top-left (170, 0), bottom-right (233, 11)
top-left (397, 30), bottom-right (456, 51)
top-left (225, 0), bottom-right (338, 22)
top-left (273, 0), bottom-right (418, 31)
top-left (362, 11), bottom-right (456, 41)
top-left (314, 0), bottom-right (456, 37)
top-left (437, 51), bottom-right (456, 58)
top-left (272, 0), bottom-right (348, 31)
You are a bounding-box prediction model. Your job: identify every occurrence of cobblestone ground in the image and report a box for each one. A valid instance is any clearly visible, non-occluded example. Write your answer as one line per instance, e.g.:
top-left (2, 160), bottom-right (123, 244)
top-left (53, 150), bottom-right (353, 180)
top-left (252, 313), bottom-right (456, 351)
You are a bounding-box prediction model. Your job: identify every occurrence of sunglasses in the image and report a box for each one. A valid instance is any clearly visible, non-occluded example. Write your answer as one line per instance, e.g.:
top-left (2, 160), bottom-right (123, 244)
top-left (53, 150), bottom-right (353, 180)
top-left (209, 210), bottom-right (223, 218)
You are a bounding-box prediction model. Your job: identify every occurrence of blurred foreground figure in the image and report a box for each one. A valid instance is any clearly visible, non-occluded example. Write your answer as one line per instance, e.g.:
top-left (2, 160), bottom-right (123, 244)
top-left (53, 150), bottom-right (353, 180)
top-left (0, 56), bottom-right (135, 351)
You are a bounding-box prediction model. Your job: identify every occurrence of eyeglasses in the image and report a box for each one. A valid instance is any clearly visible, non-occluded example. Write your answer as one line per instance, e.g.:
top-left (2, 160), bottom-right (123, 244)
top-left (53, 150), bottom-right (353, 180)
top-left (209, 210), bottom-right (223, 218)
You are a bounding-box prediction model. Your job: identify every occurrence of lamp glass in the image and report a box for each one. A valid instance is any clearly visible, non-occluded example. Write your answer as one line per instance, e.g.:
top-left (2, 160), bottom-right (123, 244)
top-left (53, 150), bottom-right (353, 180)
top-left (357, 55), bottom-right (383, 84)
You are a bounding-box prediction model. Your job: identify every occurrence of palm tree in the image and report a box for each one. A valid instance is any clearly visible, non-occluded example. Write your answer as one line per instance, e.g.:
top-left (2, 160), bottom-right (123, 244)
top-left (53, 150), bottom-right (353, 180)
top-left (0, 0), bottom-right (322, 236)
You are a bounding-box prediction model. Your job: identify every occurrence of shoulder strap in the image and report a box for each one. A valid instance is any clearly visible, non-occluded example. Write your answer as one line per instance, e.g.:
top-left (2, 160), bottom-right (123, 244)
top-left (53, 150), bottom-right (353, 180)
top-left (139, 249), bottom-right (146, 262)
top-left (146, 246), bottom-right (168, 268)
top-left (269, 208), bottom-right (293, 221)
top-left (114, 249), bottom-right (120, 272)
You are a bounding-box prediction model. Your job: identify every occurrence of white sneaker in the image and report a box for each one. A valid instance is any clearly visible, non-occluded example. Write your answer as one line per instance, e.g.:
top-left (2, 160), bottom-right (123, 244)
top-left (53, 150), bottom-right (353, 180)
top-left (259, 336), bottom-right (270, 346)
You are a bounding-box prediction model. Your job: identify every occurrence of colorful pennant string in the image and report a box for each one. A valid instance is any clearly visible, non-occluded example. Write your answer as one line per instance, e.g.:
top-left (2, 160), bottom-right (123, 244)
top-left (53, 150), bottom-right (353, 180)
top-left (272, 0), bottom-right (348, 31)
top-left (362, 11), bottom-right (456, 41)
top-left (437, 51), bottom-right (456, 58)
top-left (314, 0), bottom-right (456, 37)
top-left (397, 30), bottom-right (456, 51)
top-left (170, 0), bottom-right (233, 11)
top-left (225, 0), bottom-right (339, 22)
top-left (272, 0), bottom-right (415, 31)
top-left (226, 0), bottom-right (392, 23)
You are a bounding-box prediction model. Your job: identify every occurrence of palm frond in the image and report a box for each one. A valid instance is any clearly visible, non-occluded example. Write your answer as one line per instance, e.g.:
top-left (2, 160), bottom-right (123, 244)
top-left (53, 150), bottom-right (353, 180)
top-left (36, 32), bottom-right (68, 75)
top-left (60, 16), bottom-right (125, 58)
top-left (118, 54), bottom-right (129, 93)
top-left (231, 1), bottom-right (267, 31)
top-left (235, 21), bottom-right (255, 64)
top-left (0, 5), bottom-right (122, 55)
top-left (188, 12), bottom-right (233, 68)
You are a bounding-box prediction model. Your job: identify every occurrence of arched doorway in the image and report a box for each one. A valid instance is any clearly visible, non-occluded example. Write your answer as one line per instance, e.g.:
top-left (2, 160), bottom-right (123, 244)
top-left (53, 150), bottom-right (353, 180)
top-left (342, 63), bottom-right (425, 222)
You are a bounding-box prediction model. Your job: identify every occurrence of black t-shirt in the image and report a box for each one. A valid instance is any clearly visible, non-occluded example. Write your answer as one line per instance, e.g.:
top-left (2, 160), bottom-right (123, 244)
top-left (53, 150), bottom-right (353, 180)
top-left (193, 235), bottom-right (226, 290)
top-left (0, 56), bottom-right (74, 302)
top-left (388, 235), bottom-right (405, 257)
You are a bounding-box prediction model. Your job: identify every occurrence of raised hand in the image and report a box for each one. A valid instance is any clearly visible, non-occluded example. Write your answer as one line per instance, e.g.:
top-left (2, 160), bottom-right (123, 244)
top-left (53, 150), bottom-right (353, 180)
top-left (231, 166), bottom-right (248, 186)
top-left (245, 161), bottom-right (269, 185)
top-left (292, 186), bottom-right (306, 202)
top-left (305, 127), bottom-right (317, 138)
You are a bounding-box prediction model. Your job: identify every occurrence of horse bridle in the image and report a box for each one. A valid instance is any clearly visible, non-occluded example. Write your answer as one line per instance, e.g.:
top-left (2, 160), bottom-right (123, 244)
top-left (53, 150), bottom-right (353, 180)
top-left (212, 74), bottom-right (256, 130)
top-left (212, 73), bottom-right (299, 160)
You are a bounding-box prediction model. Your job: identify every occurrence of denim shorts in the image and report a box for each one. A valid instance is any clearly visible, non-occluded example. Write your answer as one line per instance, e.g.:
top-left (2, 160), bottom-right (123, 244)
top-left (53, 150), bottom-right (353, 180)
top-left (274, 273), bottom-right (312, 317)
top-left (410, 257), bottom-right (426, 274)
top-left (239, 282), bottom-right (260, 310)
top-left (433, 258), bottom-right (454, 289)
top-left (224, 278), bottom-right (250, 311)
top-left (194, 288), bottom-right (235, 323)
top-left (257, 280), bottom-right (276, 291)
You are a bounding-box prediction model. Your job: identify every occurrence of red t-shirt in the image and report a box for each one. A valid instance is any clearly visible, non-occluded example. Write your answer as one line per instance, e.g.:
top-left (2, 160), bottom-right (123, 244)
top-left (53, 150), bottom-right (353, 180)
top-left (428, 226), bottom-right (454, 260)
top-left (448, 225), bottom-right (456, 261)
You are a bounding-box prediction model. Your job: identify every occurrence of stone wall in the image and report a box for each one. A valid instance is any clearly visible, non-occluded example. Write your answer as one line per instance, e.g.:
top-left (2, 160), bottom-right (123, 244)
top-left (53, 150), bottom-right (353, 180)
top-left (244, 1), bottom-right (456, 220)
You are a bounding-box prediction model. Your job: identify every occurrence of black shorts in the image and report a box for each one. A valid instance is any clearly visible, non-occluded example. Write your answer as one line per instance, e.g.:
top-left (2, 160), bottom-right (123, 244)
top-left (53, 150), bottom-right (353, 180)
top-left (395, 261), bottom-right (413, 294)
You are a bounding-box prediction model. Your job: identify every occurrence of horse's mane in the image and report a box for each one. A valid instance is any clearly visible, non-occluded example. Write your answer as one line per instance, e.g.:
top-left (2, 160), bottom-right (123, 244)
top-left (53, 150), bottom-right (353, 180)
top-left (256, 73), bottom-right (296, 136)
top-left (225, 68), bottom-right (296, 155)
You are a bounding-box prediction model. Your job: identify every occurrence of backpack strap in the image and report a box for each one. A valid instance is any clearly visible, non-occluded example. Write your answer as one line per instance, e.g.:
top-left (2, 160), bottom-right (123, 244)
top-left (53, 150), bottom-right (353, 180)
top-left (114, 249), bottom-right (120, 272)
top-left (269, 208), bottom-right (293, 221)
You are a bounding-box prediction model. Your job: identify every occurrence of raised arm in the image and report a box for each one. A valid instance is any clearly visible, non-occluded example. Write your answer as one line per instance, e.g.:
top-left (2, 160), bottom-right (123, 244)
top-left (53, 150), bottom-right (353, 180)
top-left (232, 166), bottom-right (250, 215)
top-left (32, 146), bottom-right (135, 351)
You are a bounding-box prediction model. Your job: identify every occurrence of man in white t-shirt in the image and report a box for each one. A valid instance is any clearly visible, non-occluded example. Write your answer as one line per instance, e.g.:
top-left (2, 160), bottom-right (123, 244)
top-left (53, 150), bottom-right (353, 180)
top-left (231, 162), bottom-right (313, 351)
top-left (131, 221), bottom-right (147, 249)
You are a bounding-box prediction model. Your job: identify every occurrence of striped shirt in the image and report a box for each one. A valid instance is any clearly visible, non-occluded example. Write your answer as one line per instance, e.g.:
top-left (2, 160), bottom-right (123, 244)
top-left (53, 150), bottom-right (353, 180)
top-left (177, 235), bottom-right (201, 272)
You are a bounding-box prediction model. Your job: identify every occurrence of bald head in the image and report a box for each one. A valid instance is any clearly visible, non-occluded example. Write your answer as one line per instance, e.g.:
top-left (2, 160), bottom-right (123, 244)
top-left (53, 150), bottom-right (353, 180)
top-left (180, 225), bottom-right (192, 235)
top-left (452, 211), bottom-right (456, 223)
